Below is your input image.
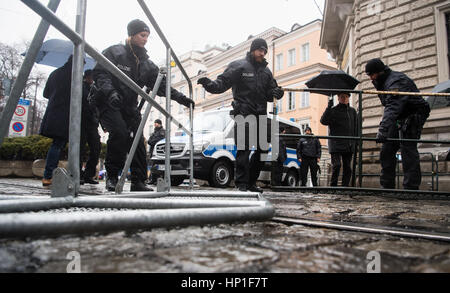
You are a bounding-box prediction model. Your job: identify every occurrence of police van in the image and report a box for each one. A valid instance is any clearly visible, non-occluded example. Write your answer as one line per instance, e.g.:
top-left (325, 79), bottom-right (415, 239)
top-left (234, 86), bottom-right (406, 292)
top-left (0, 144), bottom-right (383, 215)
top-left (150, 108), bottom-right (302, 187)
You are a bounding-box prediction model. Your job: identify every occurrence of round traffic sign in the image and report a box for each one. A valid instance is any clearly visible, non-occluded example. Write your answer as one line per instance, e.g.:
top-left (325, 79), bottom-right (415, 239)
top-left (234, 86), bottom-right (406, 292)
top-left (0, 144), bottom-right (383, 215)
top-left (12, 122), bottom-right (25, 133)
top-left (15, 106), bottom-right (26, 116)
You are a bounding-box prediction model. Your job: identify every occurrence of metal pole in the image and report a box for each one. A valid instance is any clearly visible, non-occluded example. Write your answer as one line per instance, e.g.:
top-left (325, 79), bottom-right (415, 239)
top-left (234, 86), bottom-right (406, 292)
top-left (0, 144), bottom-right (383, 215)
top-left (358, 91), bottom-right (363, 188)
top-left (189, 99), bottom-right (194, 190)
top-left (115, 70), bottom-right (165, 194)
top-left (65, 0), bottom-right (87, 195)
top-left (165, 48), bottom-right (172, 190)
top-left (0, 0), bottom-right (61, 145)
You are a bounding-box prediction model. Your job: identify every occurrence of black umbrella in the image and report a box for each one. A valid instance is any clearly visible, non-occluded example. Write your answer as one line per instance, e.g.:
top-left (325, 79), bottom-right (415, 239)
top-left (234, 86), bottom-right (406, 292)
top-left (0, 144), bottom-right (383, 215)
top-left (427, 80), bottom-right (450, 109)
top-left (305, 70), bottom-right (360, 96)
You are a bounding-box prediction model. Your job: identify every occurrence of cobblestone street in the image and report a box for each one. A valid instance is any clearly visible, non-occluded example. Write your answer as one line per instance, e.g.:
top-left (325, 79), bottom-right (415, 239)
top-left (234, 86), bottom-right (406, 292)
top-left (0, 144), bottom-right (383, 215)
top-left (0, 178), bottom-right (449, 273)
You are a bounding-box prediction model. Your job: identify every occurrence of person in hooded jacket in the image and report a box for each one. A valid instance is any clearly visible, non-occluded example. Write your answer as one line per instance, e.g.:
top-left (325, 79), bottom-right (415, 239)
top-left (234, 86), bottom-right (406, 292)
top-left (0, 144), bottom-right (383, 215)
top-left (40, 56), bottom-right (73, 186)
top-left (93, 19), bottom-right (195, 192)
top-left (197, 38), bottom-right (284, 192)
top-left (296, 126), bottom-right (321, 186)
top-left (147, 119), bottom-right (165, 184)
top-left (320, 92), bottom-right (358, 187)
top-left (365, 58), bottom-right (430, 190)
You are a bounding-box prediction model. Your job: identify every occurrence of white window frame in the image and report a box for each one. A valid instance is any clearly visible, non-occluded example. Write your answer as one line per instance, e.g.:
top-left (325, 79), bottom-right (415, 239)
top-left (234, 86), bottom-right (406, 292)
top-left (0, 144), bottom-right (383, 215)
top-left (288, 48), bottom-right (296, 66)
top-left (276, 53), bottom-right (283, 71)
top-left (300, 43), bottom-right (310, 62)
top-left (288, 92), bottom-right (296, 110)
top-left (300, 91), bottom-right (310, 108)
top-left (435, 2), bottom-right (450, 82)
top-left (277, 99), bottom-right (283, 113)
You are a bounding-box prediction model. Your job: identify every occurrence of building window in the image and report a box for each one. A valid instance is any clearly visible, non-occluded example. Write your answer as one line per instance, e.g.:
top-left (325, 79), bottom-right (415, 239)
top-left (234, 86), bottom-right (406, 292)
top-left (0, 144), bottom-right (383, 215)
top-left (276, 53), bottom-right (283, 71)
top-left (288, 49), bottom-right (296, 66)
top-left (300, 43), bottom-right (310, 62)
top-left (436, 2), bottom-right (450, 81)
top-left (296, 118), bottom-right (311, 134)
top-left (300, 92), bottom-right (310, 108)
top-left (288, 92), bottom-right (296, 110)
top-left (277, 99), bottom-right (283, 113)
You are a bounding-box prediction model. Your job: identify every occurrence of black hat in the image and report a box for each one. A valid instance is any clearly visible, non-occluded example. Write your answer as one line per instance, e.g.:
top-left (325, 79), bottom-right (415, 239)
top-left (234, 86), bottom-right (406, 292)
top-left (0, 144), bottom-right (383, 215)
top-left (127, 19), bottom-right (150, 36)
top-left (365, 58), bottom-right (386, 75)
top-left (305, 126), bottom-right (312, 132)
top-left (83, 70), bottom-right (93, 78)
top-left (154, 119), bottom-right (162, 125)
top-left (250, 38), bottom-right (268, 53)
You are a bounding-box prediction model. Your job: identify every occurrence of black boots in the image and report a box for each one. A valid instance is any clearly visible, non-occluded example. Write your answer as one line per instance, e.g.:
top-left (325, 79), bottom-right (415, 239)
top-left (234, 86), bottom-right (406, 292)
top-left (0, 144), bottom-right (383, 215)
top-left (106, 177), bottom-right (118, 192)
top-left (131, 181), bottom-right (153, 192)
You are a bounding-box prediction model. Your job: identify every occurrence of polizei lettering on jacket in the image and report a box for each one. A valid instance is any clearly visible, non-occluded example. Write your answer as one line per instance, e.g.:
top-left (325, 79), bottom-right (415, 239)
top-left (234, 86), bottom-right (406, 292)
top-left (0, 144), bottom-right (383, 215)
top-left (181, 277), bottom-right (215, 290)
top-left (242, 72), bottom-right (255, 77)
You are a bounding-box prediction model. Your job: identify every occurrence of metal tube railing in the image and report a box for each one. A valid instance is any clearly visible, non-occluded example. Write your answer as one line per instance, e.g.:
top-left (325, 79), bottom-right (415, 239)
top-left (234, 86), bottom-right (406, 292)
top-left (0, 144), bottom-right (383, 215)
top-left (0, 0), bottom-right (61, 145)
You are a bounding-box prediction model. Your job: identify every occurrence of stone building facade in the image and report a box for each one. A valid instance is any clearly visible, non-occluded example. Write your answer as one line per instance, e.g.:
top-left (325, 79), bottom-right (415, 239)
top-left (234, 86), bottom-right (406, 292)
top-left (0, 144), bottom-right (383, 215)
top-left (320, 0), bottom-right (450, 190)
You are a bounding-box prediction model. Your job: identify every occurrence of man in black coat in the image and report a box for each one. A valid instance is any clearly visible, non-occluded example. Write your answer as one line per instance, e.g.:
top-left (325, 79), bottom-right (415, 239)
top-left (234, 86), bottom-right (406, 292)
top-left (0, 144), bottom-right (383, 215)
top-left (273, 127), bottom-right (288, 186)
top-left (93, 19), bottom-right (195, 192)
top-left (80, 70), bottom-right (101, 185)
top-left (197, 38), bottom-right (284, 192)
top-left (40, 56), bottom-right (73, 186)
top-left (320, 92), bottom-right (358, 187)
top-left (296, 126), bottom-right (321, 186)
top-left (365, 58), bottom-right (430, 190)
top-left (147, 119), bottom-right (165, 184)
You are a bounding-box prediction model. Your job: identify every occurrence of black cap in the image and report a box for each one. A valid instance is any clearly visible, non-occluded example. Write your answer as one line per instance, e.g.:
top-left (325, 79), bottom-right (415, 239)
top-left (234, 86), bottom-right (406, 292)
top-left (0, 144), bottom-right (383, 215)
top-left (305, 126), bottom-right (312, 132)
top-left (83, 69), bottom-right (93, 78)
top-left (127, 19), bottom-right (150, 36)
top-left (154, 119), bottom-right (162, 125)
top-left (250, 38), bottom-right (268, 53)
top-left (365, 58), bottom-right (386, 75)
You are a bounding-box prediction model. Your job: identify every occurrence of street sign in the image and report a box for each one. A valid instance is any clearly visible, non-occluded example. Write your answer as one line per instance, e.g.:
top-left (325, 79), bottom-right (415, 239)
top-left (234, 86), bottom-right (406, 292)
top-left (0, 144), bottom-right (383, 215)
top-left (9, 120), bottom-right (27, 137)
top-left (8, 98), bottom-right (30, 137)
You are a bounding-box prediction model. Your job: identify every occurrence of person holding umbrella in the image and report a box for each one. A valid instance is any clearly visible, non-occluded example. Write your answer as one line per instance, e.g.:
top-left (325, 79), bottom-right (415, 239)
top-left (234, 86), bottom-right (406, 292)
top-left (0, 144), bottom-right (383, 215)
top-left (365, 58), bottom-right (430, 190)
top-left (320, 92), bottom-right (358, 187)
top-left (93, 19), bottom-right (195, 192)
top-left (197, 38), bottom-right (284, 192)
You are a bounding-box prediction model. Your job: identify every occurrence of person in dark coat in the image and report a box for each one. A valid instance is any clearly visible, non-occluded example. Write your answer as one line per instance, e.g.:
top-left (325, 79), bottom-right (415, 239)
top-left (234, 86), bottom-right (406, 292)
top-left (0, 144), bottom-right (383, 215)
top-left (197, 38), bottom-right (284, 192)
top-left (296, 126), bottom-right (321, 186)
top-left (365, 58), bottom-right (430, 190)
top-left (147, 119), bottom-right (165, 184)
top-left (93, 19), bottom-right (195, 192)
top-left (320, 92), bottom-right (358, 187)
top-left (273, 127), bottom-right (288, 186)
top-left (80, 70), bottom-right (101, 185)
top-left (40, 56), bottom-right (73, 186)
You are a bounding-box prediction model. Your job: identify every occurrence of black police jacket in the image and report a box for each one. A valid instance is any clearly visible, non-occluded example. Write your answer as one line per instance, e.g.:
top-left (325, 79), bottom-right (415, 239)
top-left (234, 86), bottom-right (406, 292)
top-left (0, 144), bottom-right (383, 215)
top-left (373, 67), bottom-right (430, 136)
top-left (296, 134), bottom-right (321, 159)
top-left (320, 103), bottom-right (358, 153)
top-left (205, 52), bottom-right (279, 115)
top-left (93, 43), bottom-right (188, 116)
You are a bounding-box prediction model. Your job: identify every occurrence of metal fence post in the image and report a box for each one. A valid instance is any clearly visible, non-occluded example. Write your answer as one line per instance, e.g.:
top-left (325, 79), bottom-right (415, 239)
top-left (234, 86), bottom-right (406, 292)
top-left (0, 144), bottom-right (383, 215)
top-left (0, 0), bottom-right (61, 146)
top-left (165, 48), bottom-right (172, 190)
top-left (358, 91), bottom-right (363, 188)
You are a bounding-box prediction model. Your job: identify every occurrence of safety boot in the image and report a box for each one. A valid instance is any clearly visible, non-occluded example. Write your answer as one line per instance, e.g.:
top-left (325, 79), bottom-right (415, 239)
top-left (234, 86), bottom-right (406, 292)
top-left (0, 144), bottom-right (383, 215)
top-left (106, 177), bottom-right (118, 192)
top-left (131, 181), bottom-right (154, 192)
top-left (248, 185), bottom-right (263, 193)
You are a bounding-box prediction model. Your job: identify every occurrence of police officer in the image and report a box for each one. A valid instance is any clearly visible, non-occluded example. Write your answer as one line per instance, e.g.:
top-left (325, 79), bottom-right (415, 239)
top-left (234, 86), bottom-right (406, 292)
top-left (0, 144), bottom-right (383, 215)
top-left (274, 127), bottom-right (288, 186)
top-left (147, 119), bottom-right (165, 185)
top-left (94, 19), bottom-right (195, 192)
top-left (320, 92), bottom-right (358, 187)
top-left (365, 58), bottom-right (430, 190)
top-left (197, 38), bottom-right (284, 192)
top-left (296, 126), bottom-right (321, 186)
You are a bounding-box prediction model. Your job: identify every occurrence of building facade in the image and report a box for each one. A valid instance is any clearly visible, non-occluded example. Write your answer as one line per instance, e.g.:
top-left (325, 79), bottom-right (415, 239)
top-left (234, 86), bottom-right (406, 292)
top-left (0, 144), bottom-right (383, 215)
top-left (320, 0), bottom-right (450, 190)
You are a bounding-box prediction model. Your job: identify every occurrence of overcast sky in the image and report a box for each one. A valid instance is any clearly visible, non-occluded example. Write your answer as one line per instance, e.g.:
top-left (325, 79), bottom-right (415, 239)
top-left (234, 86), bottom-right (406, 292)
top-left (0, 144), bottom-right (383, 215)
top-left (1, 0), bottom-right (324, 71)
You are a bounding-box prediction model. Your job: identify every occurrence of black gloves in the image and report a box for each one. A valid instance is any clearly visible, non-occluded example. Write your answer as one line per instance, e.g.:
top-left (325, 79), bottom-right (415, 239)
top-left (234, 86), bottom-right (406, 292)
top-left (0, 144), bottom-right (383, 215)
top-left (197, 77), bottom-right (214, 92)
top-left (180, 95), bottom-right (195, 109)
top-left (271, 87), bottom-right (284, 99)
top-left (375, 131), bottom-right (387, 143)
top-left (328, 96), bottom-right (334, 108)
top-left (109, 91), bottom-right (122, 110)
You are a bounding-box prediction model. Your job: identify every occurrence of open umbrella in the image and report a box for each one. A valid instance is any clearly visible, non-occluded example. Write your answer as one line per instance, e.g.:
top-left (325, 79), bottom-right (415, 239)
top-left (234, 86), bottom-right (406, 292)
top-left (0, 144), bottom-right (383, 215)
top-left (427, 80), bottom-right (450, 109)
top-left (305, 70), bottom-right (360, 96)
top-left (22, 39), bottom-right (96, 70)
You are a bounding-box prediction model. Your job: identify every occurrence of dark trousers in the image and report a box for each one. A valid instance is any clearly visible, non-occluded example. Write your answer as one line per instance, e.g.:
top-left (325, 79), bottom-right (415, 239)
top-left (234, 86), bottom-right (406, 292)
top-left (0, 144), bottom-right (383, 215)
top-left (380, 121), bottom-right (421, 190)
top-left (234, 115), bottom-right (268, 188)
top-left (44, 137), bottom-right (67, 179)
top-left (300, 156), bottom-right (318, 186)
top-left (80, 123), bottom-right (101, 179)
top-left (100, 108), bottom-right (147, 183)
top-left (273, 162), bottom-right (284, 186)
top-left (330, 152), bottom-right (353, 187)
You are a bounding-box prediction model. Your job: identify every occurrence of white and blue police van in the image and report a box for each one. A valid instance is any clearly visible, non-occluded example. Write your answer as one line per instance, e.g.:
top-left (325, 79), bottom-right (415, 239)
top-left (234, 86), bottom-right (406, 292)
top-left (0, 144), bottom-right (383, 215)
top-left (150, 107), bottom-right (302, 187)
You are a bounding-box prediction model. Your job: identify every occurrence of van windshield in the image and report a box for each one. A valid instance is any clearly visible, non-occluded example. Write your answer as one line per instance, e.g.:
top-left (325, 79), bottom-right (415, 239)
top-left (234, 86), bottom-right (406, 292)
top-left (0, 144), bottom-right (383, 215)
top-left (192, 111), bottom-right (232, 133)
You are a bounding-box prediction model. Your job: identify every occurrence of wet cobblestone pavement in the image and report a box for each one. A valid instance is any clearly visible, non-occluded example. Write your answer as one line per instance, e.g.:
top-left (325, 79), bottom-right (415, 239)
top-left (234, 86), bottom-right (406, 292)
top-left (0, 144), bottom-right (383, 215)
top-left (0, 178), bottom-right (449, 273)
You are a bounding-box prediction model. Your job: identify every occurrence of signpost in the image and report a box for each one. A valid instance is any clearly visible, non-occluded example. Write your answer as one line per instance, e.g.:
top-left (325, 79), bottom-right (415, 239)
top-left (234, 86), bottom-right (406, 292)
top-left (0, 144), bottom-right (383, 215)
top-left (9, 98), bottom-right (30, 137)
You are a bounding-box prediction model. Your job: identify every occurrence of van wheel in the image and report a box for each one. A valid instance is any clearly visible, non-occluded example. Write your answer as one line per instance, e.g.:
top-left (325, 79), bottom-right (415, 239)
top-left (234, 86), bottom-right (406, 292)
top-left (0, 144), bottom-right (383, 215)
top-left (284, 169), bottom-right (298, 187)
top-left (209, 161), bottom-right (233, 188)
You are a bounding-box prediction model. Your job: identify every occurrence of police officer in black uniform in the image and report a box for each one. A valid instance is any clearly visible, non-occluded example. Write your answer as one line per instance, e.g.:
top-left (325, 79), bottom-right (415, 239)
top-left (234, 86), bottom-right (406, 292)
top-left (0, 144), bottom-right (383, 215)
top-left (296, 126), bottom-right (321, 186)
top-left (197, 38), bottom-right (284, 192)
top-left (365, 58), bottom-right (430, 190)
top-left (147, 119), bottom-right (165, 185)
top-left (93, 19), bottom-right (195, 192)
